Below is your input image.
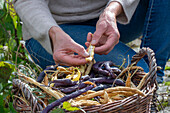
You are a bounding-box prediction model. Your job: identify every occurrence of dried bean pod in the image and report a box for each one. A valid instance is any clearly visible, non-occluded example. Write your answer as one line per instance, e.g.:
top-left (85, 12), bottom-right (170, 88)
top-left (88, 77), bottom-right (125, 86)
top-left (37, 66), bottom-right (57, 83)
top-left (88, 77), bottom-right (113, 84)
top-left (71, 100), bottom-right (101, 107)
top-left (89, 71), bottom-right (95, 78)
top-left (81, 75), bottom-right (90, 81)
top-left (92, 61), bottom-right (109, 76)
top-left (52, 79), bottom-right (77, 87)
top-left (92, 84), bottom-right (112, 91)
top-left (42, 85), bottom-right (94, 113)
top-left (56, 83), bottom-right (87, 94)
top-left (76, 86), bottom-right (145, 101)
top-left (110, 67), bottom-right (121, 75)
top-left (114, 79), bottom-right (125, 86)
top-left (103, 61), bottom-right (117, 78)
top-left (92, 61), bottom-right (120, 78)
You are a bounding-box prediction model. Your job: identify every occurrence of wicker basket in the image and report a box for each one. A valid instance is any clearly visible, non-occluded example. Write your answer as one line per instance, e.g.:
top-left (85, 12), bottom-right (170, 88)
top-left (79, 47), bottom-right (158, 113)
top-left (12, 47), bottom-right (158, 113)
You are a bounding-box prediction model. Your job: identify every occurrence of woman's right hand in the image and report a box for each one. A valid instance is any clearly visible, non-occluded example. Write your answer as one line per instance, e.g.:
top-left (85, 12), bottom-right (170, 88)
top-left (49, 26), bottom-right (89, 66)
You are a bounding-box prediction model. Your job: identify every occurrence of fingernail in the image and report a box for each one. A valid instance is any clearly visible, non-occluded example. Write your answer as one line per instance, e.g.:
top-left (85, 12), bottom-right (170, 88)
top-left (91, 40), bottom-right (96, 44)
top-left (84, 51), bottom-right (89, 57)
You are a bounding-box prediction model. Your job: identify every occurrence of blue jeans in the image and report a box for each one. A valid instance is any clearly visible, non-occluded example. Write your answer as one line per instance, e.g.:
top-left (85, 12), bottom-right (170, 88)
top-left (26, 0), bottom-right (170, 83)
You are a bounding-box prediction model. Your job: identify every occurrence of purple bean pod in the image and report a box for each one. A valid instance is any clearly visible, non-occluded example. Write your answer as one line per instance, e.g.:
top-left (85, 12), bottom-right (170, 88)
top-left (81, 75), bottom-right (90, 81)
top-left (57, 83), bottom-right (87, 94)
top-left (110, 67), bottom-right (121, 75)
top-left (52, 79), bottom-right (77, 87)
top-left (37, 66), bottom-right (57, 83)
top-left (88, 77), bottom-right (113, 84)
top-left (88, 77), bottom-right (125, 86)
top-left (42, 85), bottom-right (94, 113)
top-left (92, 84), bottom-right (112, 91)
top-left (114, 79), bottom-right (125, 86)
top-left (89, 71), bottom-right (95, 78)
top-left (92, 61), bottom-right (110, 76)
top-left (103, 61), bottom-right (117, 78)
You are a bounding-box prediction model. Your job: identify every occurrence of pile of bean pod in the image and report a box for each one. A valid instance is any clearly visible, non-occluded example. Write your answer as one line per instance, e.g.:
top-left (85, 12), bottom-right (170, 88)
top-left (33, 61), bottom-right (146, 113)
top-left (37, 61), bottom-right (125, 93)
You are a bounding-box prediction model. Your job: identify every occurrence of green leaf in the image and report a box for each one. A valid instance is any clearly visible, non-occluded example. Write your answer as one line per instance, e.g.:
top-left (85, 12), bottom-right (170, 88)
top-left (51, 108), bottom-right (65, 113)
top-left (8, 38), bottom-right (17, 52)
top-left (165, 66), bottom-right (170, 70)
top-left (165, 81), bottom-right (170, 86)
top-left (0, 82), bottom-right (12, 93)
top-left (17, 23), bottom-right (22, 38)
top-left (48, 97), bottom-right (56, 104)
top-left (0, 9), bottom-right (5, 19)
top-left (0, 61), bottom-right (15, 83)
top-left (9, 102), bottom-right (17, 113)
top-left (0, 83), bottom-right (3, 92)
top-left (0, 95), bottom-right (5, 113)
top-left (4, 20), bottom-right (14, 33)
top-left (62, 102), bottom-right (80, 111)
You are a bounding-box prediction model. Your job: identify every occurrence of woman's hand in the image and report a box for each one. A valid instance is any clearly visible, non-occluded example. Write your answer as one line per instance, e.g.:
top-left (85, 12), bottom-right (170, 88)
top-left (85, 2), bottom-right (123, 55)
top-left (49, 26), bottom-right (89, 66)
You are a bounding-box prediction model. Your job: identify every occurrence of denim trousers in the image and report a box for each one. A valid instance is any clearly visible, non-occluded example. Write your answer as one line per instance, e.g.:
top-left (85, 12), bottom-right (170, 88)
top-left (26, 0), bottom-right (170, 83)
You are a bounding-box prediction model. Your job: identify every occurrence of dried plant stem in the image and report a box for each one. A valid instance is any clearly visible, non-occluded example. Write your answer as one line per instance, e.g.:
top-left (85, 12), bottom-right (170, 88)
top-left (112, 66), bottom-right (143, 87)
top-left (120, 66), bottom-right (144, 78)
top-left (137, 73), bottom-right (149, 90)
top-left (12, 95), bottom-right (29, 106)
top-left (76, 87), bottom-right (145, 101)
top-left (15, 43), bottom-right (21, 70)
top-left (26, 63), bottom-right (37, 77)
top-left (23, 45), bottom-right (42, 73)
top-left (119, 58), bottom-right (126, 69)
top-left (18, 74), bottom-right (64, 99)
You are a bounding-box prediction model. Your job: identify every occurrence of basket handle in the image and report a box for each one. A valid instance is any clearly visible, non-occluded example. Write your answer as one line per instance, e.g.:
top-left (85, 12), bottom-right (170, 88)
top-left (130, 47), bottom-right (157, 88)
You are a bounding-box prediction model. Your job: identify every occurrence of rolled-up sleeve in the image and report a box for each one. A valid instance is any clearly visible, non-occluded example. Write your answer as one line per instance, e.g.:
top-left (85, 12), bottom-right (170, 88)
top-left (13, 0), bottom-right (59, 54)
top-left (108, 0), bottom-right (140, 24)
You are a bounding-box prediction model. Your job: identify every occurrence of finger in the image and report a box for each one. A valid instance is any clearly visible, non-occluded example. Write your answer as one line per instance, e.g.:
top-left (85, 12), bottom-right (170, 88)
top-left (58, 62), bottom-right (71, 66)
top-left (94, 35), bottom-right (108, 47)
top-left (57, 53), bottom-right (88, 66)
top-left (94, 34), bottom-right (119, 54)
top-left (85, 42), bottom-right (90, 47)
top-left (55, 61), bottom-right (70, 66)
top-left (69, 41), bottom-right (89, 57)
top-left (97, 36), bottom-right (115, 55)
top-left (91, 21), bottom-right (107, 45)
top-left (87, 32), bottom-right (93, 42)
top-left (54, 53), bottom-right (86, 66)
top-left (103, 46), bottom-right (114, 55)
top-left (54, 61), bottom-right (59, 66)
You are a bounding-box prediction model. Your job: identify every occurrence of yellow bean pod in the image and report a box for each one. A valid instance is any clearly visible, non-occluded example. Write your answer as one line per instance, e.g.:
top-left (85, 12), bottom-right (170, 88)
top-left (86, 44), bottom-right (95, 62)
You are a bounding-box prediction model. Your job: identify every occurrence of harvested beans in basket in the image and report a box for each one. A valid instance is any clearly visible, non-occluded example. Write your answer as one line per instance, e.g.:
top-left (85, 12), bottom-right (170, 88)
top-left (12, 47), bottom-right (158, 113)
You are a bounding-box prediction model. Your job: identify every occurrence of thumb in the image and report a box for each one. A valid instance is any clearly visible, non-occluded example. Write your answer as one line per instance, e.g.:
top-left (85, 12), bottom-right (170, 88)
top-left (70, 41), bottom-right (89, 57)
top-left (91, 21), bottom-right (107, 45)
